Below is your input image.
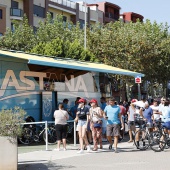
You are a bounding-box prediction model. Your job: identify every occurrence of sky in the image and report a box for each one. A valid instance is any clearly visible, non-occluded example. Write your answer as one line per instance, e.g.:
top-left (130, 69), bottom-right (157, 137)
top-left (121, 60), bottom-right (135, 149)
top-left (74, 0), bottom-right (170, 25)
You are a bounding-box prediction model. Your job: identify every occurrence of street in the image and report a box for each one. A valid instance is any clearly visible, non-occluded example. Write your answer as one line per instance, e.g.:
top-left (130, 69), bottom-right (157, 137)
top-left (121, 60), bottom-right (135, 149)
top-left (18, 141), bottom-right (170, 170)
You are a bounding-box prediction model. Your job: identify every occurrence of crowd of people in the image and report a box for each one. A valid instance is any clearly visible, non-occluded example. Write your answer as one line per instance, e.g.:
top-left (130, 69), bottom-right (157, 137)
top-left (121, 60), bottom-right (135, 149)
top-left (53, 96), bottom-right (170, 153)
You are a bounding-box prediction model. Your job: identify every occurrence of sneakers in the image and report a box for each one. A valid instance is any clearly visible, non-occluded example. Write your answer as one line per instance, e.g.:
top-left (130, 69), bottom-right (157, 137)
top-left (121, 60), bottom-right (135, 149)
top-left (54, 148), bottom-right (67, 151)
top-left (86, 145), bottom-right (91, 152)
top-left (114, 148), bottom-right (119, 153)
top-left (128, 140), bottom-right (133, 143)
top-left (77, 149), bottom-right (84, 154)
top-left (54, 148), bottom-right (60, 151)
top-left (109, 144), bottom-right (112, 150)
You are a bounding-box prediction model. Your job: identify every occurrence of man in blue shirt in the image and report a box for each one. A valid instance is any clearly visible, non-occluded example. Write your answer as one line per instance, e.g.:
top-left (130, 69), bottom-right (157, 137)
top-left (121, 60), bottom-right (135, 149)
top-left (104, 97), bottom-right (124, 153)
top-left (143, 103), bottom-right (153, 131)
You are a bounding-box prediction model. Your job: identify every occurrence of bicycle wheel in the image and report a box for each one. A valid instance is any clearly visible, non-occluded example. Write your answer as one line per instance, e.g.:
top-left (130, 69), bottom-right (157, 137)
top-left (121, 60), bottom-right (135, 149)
top-left (134, 129), bottom-right (150, 150)
top-left (149, 131), bottom-right (166, 152)
top-left (43, 127), bottom-right (57, 145)
top-left (18, 127), bottom-right (34, 145)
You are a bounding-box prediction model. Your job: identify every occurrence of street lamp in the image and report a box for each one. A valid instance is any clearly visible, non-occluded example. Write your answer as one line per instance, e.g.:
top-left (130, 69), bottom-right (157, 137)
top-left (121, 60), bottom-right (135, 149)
top-left (84, 0), bottom-right (87, 50)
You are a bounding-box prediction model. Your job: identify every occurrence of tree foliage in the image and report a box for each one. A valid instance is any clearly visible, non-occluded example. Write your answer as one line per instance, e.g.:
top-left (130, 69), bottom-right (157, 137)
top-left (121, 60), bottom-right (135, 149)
top-left (87, 20), bottom-right (170, 95)
top-left (0, 107), bottom-right (26, 143)
top-left (0, 14), bottom-right (170, 97)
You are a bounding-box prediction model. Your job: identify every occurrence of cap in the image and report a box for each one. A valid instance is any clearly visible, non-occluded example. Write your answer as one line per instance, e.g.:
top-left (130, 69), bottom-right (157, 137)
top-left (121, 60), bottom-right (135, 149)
top-left (78, 98), bottom-right (86, 103)
top-left (90, 99), bottom-right (98, 104)
top-left (161, 97), bottom-right (166, 101)
top-left (131, 99), bottom-right (137, 103)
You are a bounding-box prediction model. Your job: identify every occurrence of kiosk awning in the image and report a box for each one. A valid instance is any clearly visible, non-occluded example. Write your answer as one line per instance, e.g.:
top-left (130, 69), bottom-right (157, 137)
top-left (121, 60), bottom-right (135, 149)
top-left (0, 50), bottom-right (144, 77)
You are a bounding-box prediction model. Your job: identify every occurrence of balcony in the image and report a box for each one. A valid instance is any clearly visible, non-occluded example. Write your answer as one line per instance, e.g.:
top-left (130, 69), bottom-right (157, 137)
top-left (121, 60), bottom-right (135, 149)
top-left (50, 0), bottom-right (76, 9)
top-left (10, 8), bottom-right (23, 19)
top-left (105, 12), bottom-right (119, 21)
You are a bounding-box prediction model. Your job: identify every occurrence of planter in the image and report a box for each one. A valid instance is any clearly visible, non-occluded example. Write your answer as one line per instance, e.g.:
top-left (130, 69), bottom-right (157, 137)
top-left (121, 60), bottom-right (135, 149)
top-left (0, 136), bottom-right (17, 170)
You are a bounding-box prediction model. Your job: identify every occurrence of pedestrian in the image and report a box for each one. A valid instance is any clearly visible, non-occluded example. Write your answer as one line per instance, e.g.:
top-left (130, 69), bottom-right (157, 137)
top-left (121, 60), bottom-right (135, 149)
top-left (143, 102), bottom-right (153, 132)
top-left (127, 99), bottom-right (136, 143)
top-left (100, 97), bottom-right (107, 141)
top-left (159, 97), bottom-right (166, 119)
top-left (103, 97), bottom-right (124, 153)
top-left (75, 98), bottom-right (91, 153)
top-left (160, 99), bottom-right (170, 134)
top-left (54, 103), bottom-right (69, 151)
top-left (150, 100), bottom-right (160, 120)
top-left (89, 99), bottom-right (103, 151)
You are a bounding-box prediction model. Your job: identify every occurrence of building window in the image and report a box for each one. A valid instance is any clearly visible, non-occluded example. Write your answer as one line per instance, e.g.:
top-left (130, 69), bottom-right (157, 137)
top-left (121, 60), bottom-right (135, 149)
top-left (79, 19), bottom-right (85, 29)
top-left (0, 33), bottom-right (3, 36)
top-left (33, 5), bottom-right (45, 18)
top-left (33, 26), bottom-right (37, 33)
top-left (49, 12), bottom-right (53, 19)
top-left (63, 16), bottom-right (67, 22)
top-left (11, 23), bottom-right (15, 32)
top-left (11, 0), bottom-right (19, 9)
top-left (0, 9), bottom-right (2, 19)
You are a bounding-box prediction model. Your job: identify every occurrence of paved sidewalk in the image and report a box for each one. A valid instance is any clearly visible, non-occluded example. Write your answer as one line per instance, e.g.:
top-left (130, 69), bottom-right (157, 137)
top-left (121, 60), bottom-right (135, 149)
top-left (18, 141), bottom-right (170, 170)
top-left (18, 141), bottom-right (134, 169)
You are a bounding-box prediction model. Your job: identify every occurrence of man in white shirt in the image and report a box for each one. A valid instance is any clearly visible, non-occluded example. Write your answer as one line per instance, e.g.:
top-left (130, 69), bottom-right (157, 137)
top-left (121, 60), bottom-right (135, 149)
top-left (159, 97), bottom-right (166, 119)
top-left (150, 100), bottom-right (160, 120)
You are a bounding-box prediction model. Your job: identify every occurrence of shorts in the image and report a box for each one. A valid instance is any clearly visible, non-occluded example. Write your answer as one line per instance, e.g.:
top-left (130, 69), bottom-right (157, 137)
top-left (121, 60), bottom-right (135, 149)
top-left (86, 121), bottom-right (91, 131)
top-left (128, 121), bottom-right (136, 131)
top-left (77, 120), bottom-right (87, 128)
top-left (55, 124), bottom-right (67, 140)
top-left (102, 127), bottom-right (106, 135)
top-left (107, 124), bottom-right (120, 137)
top-left (135, 119), bottom-right (145, 128)
top-left (147, 122), bottom-right (153, 128)
top-left (163, 122), bottom-right (170, 130)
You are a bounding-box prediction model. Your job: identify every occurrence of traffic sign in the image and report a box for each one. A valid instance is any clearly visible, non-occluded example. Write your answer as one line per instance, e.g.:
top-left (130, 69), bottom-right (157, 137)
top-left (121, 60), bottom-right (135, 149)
top-left (135, 76), bottom-right (141, 83)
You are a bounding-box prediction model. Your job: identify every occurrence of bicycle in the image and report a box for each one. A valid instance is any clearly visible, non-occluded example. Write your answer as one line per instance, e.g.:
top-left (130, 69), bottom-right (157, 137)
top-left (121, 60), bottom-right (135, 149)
top-left (149, 119), bottom-right (170, 152)
top-left (18, 124), bottom-right (36, 145)
top-left (18, 123), bottom-right (57, 145)
top-left (133, 118), bottom-right (150, 150)
top-left (33, 124), bottom-right (57, 145)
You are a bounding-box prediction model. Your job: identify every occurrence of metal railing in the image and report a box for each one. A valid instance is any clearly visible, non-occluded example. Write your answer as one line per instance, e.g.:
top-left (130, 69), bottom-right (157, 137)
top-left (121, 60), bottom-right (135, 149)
top-left (10, 8), bottom-right (23, 17)
top-left (50, 0), bottom-right (76, 9)
top-left (105, 12), bottom-right (119, 20)
top-left (20, 120), bottom-right (76, 151)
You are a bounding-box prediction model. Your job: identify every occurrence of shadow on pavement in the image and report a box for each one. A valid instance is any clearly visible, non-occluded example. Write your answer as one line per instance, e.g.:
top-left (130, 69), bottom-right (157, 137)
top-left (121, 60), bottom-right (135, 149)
top-left (18, 161), bottom-right (75, 170)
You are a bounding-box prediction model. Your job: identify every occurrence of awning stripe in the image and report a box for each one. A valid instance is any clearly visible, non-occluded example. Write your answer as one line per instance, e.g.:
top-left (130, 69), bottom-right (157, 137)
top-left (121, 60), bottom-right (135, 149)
top-left (0, 50), bottom-right (145, 77)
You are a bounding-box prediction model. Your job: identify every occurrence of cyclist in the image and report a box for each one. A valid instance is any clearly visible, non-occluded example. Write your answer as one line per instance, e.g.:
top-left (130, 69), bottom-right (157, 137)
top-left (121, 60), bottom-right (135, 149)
top-left (150, 100), bottom-right (160, 120)
top-left (159, 97), bottom-right (166, 119)
top-left (133, 97), bottom-right (147, 147)
top-left (143, 102), bottom-right (153, 132)
top-left (160, 100), bottom-right (170, 135)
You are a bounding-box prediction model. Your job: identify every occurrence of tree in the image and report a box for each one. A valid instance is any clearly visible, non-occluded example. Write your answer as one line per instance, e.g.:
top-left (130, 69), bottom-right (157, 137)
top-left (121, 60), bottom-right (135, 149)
top-left (87, 20), bottom-right (170, 98)
top-left (0, 15), bottom-right (35, 51)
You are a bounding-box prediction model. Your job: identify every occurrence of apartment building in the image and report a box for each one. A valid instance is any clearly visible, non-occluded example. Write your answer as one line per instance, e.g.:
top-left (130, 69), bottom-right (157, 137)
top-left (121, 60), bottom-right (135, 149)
top-left (0, 0), bottom-right (144, 35)
top-left (121, 12), bottom-right (144, 23)
top-left (96, 1), bottom-right (121, 24)
top-left (0, 0), bottom-right (104, 34)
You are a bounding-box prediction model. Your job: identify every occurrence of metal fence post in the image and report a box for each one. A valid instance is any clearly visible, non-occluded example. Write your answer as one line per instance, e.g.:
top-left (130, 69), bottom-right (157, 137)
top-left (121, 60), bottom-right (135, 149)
top-left (45, 121), bottom-right (48, 151)
top-left (74, 121), bottom-right (76, 147)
